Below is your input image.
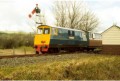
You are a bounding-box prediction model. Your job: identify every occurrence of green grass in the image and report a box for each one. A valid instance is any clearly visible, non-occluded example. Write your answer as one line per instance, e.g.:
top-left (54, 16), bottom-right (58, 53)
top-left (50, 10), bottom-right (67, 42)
top-left (0, 53), bottom-right (120, 80)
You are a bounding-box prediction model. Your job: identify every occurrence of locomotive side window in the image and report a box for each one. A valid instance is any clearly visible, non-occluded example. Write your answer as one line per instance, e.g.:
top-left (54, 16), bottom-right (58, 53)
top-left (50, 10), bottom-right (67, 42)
top-left (59, 29), bottom-right (62, 34)
top-left (82, 32), bottom-right (87, 41)
top-left (38, 28), bottom-right (43, 34)
top-left (89, 32), bottom-right (93, 39)
top-left (68, 30), bottom-right (71, 36)
top-left (52, 28), bottom-right (58, 35)
top-left (72, 31), bottom-right (75, 36)
top-left (94, 33), bottom-right (102, 39)
top-left (68, 30), bottom-right (75, 36)
top-left (44, 28), bottom-right (50, 34)
top-left (80, 32), bottom-right (82, 37)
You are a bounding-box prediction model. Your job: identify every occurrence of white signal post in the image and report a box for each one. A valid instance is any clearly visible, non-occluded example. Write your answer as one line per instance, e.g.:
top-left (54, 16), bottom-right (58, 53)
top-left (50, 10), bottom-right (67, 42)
top-left (28, 4), bottom-right (44, 33)
top-left (35, 4), bottom-right (42, 27)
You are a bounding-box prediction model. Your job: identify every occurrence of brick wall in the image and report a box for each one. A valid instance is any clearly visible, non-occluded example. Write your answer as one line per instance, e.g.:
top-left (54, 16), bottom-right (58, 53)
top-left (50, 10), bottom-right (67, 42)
top-left (102, 45), bottom-right (120, 55)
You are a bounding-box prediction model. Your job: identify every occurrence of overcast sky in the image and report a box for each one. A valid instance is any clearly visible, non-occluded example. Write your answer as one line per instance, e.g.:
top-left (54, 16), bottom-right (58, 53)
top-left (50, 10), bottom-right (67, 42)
top-left (0, 0), bottom-right (120, 33)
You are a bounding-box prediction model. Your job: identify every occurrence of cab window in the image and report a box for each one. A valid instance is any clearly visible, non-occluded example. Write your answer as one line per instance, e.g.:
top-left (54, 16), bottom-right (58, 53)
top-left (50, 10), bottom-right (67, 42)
top-left (38, 28), bottom-right (43, 34)
top-left (44, 28), bottom-right (50, 34)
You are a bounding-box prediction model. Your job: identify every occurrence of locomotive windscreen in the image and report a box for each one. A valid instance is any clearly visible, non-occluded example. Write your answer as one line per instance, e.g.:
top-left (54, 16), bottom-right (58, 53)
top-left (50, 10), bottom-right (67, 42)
top-left (37, 28), bottom-right (50, 34)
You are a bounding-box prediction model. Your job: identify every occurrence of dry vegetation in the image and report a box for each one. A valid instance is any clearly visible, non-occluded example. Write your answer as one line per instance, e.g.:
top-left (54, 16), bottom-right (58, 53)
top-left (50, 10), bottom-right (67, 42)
top-left (0, 32), bottom-right (34, 49)
top-left (0, 46), bottom-right (34, 56)
top-left (0, 53), bottom-right (120, 80)
top-left (0, 32), bottom-right (34, 56)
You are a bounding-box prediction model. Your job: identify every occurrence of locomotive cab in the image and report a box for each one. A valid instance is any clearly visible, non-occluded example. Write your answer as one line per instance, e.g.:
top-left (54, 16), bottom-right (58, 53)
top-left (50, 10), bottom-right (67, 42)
top-left (34, 25), bottom-right (51, 54)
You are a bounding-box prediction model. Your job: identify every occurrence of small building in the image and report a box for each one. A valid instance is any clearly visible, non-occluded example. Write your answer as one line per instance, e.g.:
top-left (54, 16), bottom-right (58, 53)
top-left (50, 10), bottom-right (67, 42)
top-left (102, 25), bottom-right (120, 54)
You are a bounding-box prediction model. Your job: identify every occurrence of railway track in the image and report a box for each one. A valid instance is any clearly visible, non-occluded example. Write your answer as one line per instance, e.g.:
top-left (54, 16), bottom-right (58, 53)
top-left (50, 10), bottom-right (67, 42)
top-left (0, 52), bottom-right (64, 59)
top-left (0, 52), bottom-right (74, 59)
top-left (0, 54), bottom-right (45, 59)
top-left (0, 51), bottom-right (101, 59)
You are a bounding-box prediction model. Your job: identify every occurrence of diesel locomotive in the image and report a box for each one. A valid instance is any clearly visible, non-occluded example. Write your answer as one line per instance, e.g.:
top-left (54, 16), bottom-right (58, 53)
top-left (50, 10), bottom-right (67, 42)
top-left (34, 25), bottom-right (102, 54)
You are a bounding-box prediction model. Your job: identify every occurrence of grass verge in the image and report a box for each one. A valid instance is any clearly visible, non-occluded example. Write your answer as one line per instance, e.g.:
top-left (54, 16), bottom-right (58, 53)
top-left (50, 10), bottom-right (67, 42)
top-left (0, 46), bottom-right (34, 56)
top-left (0, 53), bottom-right (119, 80)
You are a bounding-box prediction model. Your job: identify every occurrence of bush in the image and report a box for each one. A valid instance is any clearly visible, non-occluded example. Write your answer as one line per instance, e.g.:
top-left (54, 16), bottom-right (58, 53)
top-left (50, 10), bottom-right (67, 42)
top-left (0, 32), bottom-right (34, 49)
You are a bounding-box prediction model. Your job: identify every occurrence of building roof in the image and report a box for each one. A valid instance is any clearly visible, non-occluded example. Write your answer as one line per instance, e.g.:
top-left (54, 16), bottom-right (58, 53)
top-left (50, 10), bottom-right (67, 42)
top-left (102, 25), bottom-right (120, 34)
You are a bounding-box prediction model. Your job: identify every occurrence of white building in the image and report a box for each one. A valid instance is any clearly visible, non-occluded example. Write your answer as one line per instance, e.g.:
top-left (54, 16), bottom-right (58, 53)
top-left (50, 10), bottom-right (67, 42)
top-left (102, 25), bottom-right (120, 54)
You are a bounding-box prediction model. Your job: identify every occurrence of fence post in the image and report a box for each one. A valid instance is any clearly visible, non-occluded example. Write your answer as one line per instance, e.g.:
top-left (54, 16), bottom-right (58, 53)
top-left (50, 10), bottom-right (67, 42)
top-left (13, 47), bottom-right (15, 55)
top-left (24, 47), bottom-right (26, 55)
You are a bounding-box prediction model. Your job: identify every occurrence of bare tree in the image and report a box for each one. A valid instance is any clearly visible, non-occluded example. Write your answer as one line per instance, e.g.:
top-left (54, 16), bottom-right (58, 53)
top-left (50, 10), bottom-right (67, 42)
top-left (53, 1), bottom-right (67, 27)
top-left (52, 1), bottom-right (99, 32)
top-left (78, 11), bottom-right (99, 32)
top-left (66, 1), bottom-right (83, 29)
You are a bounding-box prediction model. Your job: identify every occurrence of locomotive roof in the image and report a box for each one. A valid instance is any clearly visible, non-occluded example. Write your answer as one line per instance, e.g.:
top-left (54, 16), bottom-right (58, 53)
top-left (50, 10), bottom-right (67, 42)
top-left (38, 25), bottom-right (83, 32)
top-left (52, 26), bottom-right (83, 31)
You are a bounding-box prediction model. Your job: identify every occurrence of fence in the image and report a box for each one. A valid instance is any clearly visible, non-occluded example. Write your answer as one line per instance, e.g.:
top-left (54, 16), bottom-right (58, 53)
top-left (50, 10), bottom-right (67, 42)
top-left (0, 47), bottom-right (35, 56)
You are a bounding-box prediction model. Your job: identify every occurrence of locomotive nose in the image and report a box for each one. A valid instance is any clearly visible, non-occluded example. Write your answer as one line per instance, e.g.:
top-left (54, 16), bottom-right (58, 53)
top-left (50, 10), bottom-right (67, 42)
top-left (41, 41), bottom-right (46, 43)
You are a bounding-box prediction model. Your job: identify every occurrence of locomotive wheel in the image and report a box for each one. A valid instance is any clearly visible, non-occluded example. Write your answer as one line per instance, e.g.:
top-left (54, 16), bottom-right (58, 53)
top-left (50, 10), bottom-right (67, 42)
top-left (54, 48), bottom-right (60, 53)
top-left (41, 51), bottom-right (46, 54)
top-left (48, 48), bottom-right (60, 54)
top-left (36, 51), bottom-right (39, 54)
